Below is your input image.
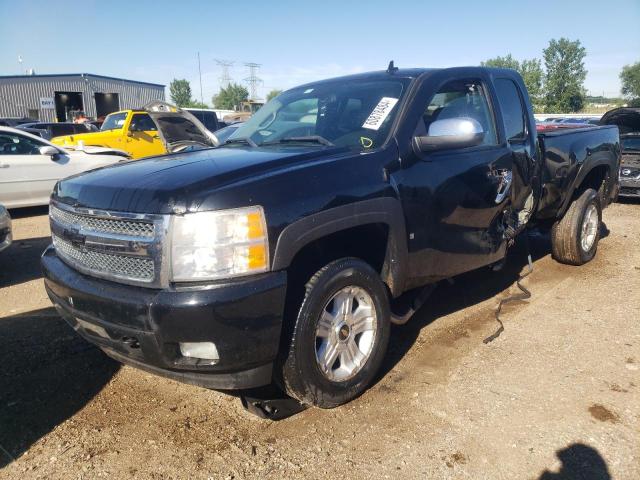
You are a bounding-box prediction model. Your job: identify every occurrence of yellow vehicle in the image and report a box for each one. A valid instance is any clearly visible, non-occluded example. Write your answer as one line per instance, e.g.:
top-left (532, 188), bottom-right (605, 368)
top-left (52, 102), bottom-right (216, 159)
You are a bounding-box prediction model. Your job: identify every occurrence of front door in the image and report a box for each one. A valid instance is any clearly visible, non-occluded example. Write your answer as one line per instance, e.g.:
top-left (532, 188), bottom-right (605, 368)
top-left (124, 113), bottom-right (165, 159)
top-left (0, 132), bottom-right (71, 207)
top-left (396, 77), bottom-right (513, 284)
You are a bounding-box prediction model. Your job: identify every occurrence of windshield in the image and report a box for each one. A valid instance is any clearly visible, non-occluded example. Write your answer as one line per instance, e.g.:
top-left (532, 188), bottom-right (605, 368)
top-left (101, 112), bottom-right (128, 131)
top-left (622, 137), bottom-right (640, 151)
top-left (229, 78), bottom-right (409, 150)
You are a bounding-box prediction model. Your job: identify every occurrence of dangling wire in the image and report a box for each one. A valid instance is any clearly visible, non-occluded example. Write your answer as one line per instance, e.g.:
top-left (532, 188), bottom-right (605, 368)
top-left (483, 234), bottom-right (533, 344)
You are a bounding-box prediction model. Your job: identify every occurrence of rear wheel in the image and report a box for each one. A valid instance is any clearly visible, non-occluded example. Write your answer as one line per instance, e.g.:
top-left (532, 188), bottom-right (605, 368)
top-left (280, 258), bottom-right (390, 408)
top-left (551, 188), bottom-right (601, 265)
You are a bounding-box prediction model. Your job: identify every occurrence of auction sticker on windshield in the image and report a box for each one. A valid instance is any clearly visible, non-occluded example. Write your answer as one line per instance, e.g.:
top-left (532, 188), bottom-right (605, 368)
top-left (362, 97), bottom-right (399, 130)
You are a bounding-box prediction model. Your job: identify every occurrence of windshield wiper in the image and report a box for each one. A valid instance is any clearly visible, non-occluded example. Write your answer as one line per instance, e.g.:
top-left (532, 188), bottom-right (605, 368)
top-left (264, 135), bottom-right (335, 147)
top-left (223, 137), bottom-right (258, 148)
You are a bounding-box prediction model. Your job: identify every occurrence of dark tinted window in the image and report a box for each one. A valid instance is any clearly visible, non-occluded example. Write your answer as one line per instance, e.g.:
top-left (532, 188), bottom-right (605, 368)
top-left (73, 123), bottom-right (93, 133)
top-left (495, 79), bottom-right (526, 141)
top-left (129, 114), bottom-right (157, 131)
top-left (188, 110), bottom-right (218, 131)
top-left (0, 132), bottom-right (44, 155)
top-left (50, 124), bottom-right (77, 136)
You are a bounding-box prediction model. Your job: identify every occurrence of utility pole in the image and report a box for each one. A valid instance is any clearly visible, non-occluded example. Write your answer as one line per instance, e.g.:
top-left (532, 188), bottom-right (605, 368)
top-left (197, 52), bottom-right (204, 106)
top-left (244, 62), bottom-right (263, 101)
top-left (215, 59), bottom-right (234, 88)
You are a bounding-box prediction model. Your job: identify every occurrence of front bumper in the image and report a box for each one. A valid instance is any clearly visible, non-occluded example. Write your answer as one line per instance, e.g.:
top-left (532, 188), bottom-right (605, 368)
top-left (0, 209), bottom-right (11, 253)
top-left (619, 176), bottom-right (640, 197)
top-left (42, 245), bottom-right (287, 390)
top-left (0, 226), bottom-right (11, 253)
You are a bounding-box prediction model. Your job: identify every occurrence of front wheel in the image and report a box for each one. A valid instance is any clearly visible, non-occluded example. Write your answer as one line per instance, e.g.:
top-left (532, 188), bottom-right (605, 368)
top-left (280, 258), bottom-right (390, 408)
top-left (551, 188), bottom-right (602, 265)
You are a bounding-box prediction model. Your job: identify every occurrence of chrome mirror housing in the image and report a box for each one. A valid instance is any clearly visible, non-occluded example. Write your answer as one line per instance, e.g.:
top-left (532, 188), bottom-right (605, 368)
top-left (415, 117), bottom-right (485, 152)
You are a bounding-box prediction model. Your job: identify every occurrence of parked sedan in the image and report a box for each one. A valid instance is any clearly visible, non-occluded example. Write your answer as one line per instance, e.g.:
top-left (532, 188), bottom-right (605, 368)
top-left (0, 204), bottom-right (11, 253)
top-left (0, 127), bottom-right (128, 208)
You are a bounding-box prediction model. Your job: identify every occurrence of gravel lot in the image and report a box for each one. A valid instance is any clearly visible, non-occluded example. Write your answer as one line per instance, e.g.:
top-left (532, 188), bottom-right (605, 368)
top-left (1, 202), bottom-right (638, 479)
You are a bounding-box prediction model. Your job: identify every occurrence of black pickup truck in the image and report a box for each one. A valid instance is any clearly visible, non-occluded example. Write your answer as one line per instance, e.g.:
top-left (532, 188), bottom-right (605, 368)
top-left (42, 66), bottom-right (620, 413)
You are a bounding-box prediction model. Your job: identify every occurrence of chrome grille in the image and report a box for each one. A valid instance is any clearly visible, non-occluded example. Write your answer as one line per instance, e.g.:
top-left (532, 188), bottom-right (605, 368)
top-left (50, 202), bottom-right (168, 287)
top-left (51, 205), bottom-right (155, 238)
top-left (53, 234), bottom-right (155, 282)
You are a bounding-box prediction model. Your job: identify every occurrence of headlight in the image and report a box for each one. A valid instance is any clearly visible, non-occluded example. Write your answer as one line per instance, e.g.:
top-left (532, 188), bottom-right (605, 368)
top-left (170, 206), bottom-right (269, 281)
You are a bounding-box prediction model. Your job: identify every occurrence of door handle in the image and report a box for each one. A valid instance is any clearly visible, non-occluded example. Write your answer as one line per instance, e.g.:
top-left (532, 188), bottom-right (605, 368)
top-left (492, 169), bottom-right (513, 204)
top-left (0, 164), bottom-right (9, 169)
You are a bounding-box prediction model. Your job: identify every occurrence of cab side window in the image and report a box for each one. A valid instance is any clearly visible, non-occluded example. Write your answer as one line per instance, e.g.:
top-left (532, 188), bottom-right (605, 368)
top-left (130, 114), bottom-right (157, 132)
top-left (494, 79), bottom-right (526, 141)
top-left (422, 79), bottom-right (498, 146)
top-left (0, 133), bottom-right (44, 155)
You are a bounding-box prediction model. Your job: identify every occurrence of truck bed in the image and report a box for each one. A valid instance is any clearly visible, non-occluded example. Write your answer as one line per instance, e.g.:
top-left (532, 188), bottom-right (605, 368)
top-left (535, 125), bottom-right (620, 220)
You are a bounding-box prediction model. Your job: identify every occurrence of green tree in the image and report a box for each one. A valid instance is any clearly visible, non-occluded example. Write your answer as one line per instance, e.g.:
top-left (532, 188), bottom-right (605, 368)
top-left (481, 55), bottom-right (544, 111)
top-left (481, 54), bottom-right (520, 70)
top-left (169, 79), bottom-right (193, 107)
top-left (620, 61), bottom-right (640, 100)
top-left (266, 89), bottom-right (283, 101)
top-left (543, 38), bottom-right (587, 113)
top-left (520, 58), bottom-right (544, 107)
top-left (187, 100), bottom-right (209, 109)
top-left (212, 83), bottom-right (249, 110)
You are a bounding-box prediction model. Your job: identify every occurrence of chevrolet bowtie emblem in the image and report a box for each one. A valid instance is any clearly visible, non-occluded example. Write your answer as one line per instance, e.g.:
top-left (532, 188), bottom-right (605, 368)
top-left (65, 228), bottom-right (87, 251)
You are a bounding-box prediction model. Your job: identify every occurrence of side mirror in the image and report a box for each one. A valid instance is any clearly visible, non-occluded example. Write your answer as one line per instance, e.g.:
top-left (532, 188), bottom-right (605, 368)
top-left (39, 145), bottom-right (60, 157)
top-left (414, 117), bottom-right (485, 152)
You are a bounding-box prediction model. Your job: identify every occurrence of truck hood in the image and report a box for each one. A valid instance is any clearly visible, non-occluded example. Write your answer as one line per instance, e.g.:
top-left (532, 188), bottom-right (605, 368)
top-left (600, 107), bottom-right (640, 134)
top-left (144, 101), bottom-right (217, 151)
top-left (51, 102), bottom-right (216, 151)
top-left (54, 145), bottom-right (347, 213)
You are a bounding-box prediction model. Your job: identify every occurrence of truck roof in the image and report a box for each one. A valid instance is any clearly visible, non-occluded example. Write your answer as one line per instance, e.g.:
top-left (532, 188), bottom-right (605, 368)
top-left (293, 66), bottom-right (521, 90)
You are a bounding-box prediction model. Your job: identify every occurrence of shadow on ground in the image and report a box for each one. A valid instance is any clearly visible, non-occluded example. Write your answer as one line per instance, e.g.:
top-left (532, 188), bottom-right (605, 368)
top-left (0, 236), bottom-right (52, 288)
top-left (538, 443), bottom-right (611, 480)
top-left (0, 307), bottom-right (119, 467)
top-left (377, 228), bottom-right (558, 380)
top-left (616, 197), bottom-right (640, 206)
top-left (7, 205), bottom-right (49, 220)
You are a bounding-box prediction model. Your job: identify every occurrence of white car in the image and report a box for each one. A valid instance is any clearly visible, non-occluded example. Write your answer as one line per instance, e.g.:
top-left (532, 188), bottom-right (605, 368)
top-left (0, 204), bottom-right (11, 252)
top-left (0, 126), bottom-right (129, 208)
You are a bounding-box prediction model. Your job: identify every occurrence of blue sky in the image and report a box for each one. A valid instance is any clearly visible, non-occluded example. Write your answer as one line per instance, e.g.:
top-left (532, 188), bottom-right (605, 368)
top-left (1, 0), bottom-right (638, 102)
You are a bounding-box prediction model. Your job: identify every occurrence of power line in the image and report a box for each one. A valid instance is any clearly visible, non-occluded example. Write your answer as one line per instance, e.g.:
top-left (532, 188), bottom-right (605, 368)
top-left (244, 62), bottom-right (263, 101)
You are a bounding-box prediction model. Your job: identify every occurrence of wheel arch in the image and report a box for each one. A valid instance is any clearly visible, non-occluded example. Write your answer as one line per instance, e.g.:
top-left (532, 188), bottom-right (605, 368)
top-left (559, 162), bottom-right (611, 218)
top-left (271, 198), bottom-right (408, 297)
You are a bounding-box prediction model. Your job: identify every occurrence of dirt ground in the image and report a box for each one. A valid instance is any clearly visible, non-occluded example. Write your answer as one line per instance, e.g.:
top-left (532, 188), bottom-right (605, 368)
top-left (1, 202), bottom-right (638, 479)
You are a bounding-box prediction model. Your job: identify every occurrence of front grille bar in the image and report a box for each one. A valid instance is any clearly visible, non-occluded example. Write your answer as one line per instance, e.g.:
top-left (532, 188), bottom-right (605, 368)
top-left (53, 234), bottom-right (155, 282)
top-left (51, 205), bottom-right (155, 238)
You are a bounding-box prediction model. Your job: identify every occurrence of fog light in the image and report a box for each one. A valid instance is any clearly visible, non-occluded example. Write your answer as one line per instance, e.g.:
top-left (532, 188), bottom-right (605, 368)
top-left (179, 342), bottom-right (219, 362)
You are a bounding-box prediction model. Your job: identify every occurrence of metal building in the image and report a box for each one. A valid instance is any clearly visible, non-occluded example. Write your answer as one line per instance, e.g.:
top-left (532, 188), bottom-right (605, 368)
top-left (0, 73), bottom-right (165, 122)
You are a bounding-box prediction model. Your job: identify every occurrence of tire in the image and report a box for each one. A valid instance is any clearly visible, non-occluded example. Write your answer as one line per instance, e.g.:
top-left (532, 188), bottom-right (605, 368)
top-left (551, 188), bottom-right (601, 265)
top-left (280, 258), bottom-right (390, 408)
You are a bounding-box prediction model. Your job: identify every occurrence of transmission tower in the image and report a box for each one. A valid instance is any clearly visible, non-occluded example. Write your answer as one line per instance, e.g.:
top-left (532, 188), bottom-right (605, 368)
top-left (215, 59), bottom-right (234, 88)
top-left (244, 62), bottom-right (263, 100)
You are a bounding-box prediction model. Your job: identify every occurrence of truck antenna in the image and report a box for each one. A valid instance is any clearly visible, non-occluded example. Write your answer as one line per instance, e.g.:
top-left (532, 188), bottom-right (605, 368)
top-left (387, 60), bottom-right (398, 74)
